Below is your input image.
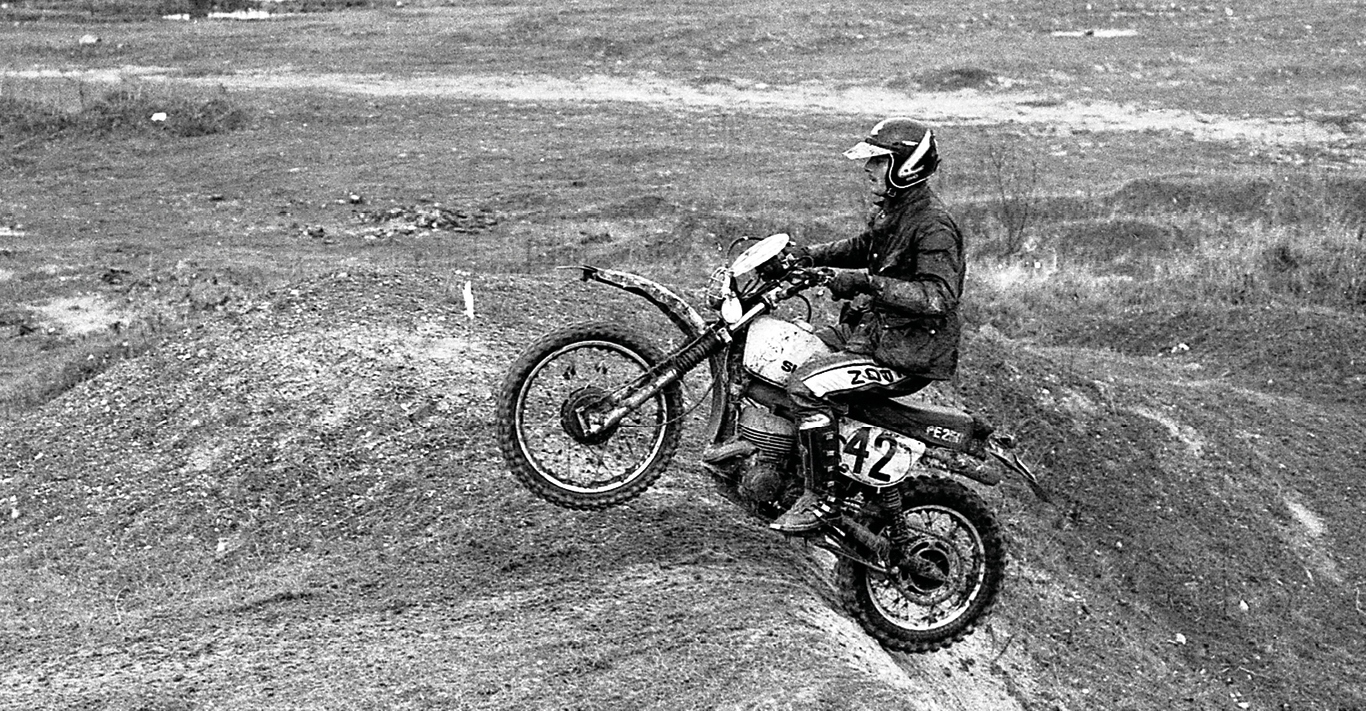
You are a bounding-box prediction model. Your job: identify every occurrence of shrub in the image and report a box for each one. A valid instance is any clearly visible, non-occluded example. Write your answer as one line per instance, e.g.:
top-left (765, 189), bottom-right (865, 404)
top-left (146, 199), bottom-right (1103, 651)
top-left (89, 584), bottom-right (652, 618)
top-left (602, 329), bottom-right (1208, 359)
top-left (977, 134), bottom-right (1041, 257)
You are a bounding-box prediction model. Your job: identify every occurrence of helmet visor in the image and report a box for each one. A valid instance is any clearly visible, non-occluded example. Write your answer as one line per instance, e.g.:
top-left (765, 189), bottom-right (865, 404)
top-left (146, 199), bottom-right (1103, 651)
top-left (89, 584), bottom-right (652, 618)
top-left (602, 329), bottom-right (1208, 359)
top-left (843, 141), bottom-right (894, 161)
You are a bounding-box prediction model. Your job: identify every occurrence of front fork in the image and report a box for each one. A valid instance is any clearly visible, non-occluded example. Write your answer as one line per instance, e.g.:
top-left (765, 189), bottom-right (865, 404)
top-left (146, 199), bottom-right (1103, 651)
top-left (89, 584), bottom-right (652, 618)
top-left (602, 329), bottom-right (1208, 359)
top-left (577, 326), bottom-right (729, 437)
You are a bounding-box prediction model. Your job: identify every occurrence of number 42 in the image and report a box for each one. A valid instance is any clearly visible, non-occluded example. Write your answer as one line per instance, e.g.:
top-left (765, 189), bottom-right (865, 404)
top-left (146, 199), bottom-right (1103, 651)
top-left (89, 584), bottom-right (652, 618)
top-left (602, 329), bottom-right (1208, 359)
top-left (842, 426), bottom-right (899, 482)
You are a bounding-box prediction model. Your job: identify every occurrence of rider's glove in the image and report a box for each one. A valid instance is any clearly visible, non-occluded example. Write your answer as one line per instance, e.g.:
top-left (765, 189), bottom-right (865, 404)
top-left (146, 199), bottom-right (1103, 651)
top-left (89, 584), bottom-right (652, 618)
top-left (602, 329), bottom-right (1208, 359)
top-left (827, 270), bottom-right (871, 300)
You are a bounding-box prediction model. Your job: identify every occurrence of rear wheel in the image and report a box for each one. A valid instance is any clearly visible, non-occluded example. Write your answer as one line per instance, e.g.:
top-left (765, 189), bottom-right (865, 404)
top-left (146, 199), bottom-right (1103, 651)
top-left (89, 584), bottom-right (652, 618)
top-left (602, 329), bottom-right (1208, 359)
top-left (835, 477), bottom-right (1005, 652)
top-left (496, 322), bottom-right (684, 510)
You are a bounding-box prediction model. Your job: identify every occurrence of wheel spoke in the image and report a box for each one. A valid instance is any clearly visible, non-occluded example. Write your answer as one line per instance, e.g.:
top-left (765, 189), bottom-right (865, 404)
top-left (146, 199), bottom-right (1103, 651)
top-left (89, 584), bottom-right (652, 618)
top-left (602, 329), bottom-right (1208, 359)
top-left (867, 504), bottom-right (987, 633)
top-left (515, 340), bottom-right (670, 494)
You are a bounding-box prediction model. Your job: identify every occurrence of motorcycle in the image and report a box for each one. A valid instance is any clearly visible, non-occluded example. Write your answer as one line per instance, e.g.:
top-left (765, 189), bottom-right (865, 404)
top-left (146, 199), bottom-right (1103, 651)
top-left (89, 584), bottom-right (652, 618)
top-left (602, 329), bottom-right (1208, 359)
top-left (495, 233), bottom-right (1046, 653)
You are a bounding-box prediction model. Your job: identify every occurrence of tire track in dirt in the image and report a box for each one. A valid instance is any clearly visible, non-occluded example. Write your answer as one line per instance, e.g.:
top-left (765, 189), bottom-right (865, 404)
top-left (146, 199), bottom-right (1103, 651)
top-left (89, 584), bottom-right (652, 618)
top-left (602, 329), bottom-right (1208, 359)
top-left (205, 71), bottom-right (1350, 147)
top-left (6, 66), bottom-right (1359, 153)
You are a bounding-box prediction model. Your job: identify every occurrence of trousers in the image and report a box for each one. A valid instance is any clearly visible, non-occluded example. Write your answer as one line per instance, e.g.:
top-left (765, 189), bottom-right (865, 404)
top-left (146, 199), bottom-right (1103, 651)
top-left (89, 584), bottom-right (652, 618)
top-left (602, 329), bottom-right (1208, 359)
top-left (785, 324), bottom-right (931, 429)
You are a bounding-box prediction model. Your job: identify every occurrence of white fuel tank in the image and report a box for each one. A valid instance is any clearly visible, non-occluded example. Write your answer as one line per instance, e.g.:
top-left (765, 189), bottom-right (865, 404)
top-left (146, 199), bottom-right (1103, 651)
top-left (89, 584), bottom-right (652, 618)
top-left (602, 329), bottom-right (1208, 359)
top-left (742, 316), bottom-right (832, 386)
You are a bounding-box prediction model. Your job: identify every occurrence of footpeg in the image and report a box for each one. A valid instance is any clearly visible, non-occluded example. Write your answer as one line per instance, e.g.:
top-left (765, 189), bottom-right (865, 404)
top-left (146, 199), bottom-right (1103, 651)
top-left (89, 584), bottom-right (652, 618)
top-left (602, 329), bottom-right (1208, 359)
top-left (702, 439), bottom-right (756, 464)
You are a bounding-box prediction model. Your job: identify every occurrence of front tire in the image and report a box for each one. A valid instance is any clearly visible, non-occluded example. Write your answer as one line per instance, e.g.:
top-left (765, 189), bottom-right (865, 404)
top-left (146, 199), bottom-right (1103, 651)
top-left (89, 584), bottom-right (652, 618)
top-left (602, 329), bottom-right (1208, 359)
top-left (496, 322), bottom-right (685, 510)
top-left (835, 477), bottom-right (1006, 653)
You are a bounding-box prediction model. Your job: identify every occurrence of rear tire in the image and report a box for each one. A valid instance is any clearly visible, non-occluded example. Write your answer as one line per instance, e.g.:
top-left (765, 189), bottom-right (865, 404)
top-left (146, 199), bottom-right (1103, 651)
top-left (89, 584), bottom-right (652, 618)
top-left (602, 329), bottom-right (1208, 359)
top-left (835, 477), bottom-right (1005, 653)
top-left (496, 322), bottom-right (684, 510)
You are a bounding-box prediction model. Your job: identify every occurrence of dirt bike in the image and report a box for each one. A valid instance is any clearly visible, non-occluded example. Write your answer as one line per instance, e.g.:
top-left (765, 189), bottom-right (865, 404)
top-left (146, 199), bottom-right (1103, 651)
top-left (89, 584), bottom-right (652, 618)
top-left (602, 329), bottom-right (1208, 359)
top-left (495, 233), bottom-right (1046, 653)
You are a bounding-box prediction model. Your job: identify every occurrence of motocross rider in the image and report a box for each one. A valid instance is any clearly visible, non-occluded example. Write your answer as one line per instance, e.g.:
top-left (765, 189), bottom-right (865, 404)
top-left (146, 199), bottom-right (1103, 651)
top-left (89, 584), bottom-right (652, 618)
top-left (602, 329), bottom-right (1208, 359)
top-left (771, 117), bottom-right (966, 534)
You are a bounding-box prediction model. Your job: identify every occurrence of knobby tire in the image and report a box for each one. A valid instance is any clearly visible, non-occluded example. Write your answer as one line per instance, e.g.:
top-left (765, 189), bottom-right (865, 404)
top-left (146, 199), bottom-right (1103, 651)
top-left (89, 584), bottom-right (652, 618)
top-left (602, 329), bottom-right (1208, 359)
top-left (496, 322), bottom-right (685, 511)
top-left (835, 476), bottom-right (1006, 653)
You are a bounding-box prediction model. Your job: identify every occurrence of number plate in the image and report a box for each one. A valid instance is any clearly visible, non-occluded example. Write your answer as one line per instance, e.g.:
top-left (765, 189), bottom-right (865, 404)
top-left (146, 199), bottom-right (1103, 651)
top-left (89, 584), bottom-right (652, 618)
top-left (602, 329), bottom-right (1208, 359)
top-left (838, 423), bottom-right (926, 488)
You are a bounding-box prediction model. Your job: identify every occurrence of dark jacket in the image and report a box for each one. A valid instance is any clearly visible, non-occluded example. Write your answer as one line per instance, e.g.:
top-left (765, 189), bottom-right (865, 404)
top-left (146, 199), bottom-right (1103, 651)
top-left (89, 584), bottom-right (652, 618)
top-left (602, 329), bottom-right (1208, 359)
top-left (806, 186), bottom-right (965, 379)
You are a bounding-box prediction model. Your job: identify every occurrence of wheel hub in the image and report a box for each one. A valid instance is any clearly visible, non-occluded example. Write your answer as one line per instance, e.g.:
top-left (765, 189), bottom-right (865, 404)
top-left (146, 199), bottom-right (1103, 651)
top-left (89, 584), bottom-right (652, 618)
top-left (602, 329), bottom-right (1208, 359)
top-left (560, 386), bottom-right (617, 445)
top-left (892, 540), bottom-right (962, 605)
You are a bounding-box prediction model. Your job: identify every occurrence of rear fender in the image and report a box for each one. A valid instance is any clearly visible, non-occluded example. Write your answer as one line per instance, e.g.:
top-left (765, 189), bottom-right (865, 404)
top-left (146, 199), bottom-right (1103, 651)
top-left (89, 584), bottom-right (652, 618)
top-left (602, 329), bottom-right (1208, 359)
top-left (575, 266), bottom-right (730, 442)
top-left (986, 439), bottom-right (1050, 502)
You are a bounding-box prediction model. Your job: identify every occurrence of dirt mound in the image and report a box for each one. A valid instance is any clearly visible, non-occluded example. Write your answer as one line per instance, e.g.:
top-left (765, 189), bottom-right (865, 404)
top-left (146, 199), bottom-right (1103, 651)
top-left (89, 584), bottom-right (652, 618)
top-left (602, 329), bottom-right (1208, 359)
top-left (0, 270), bottom-right (1020, 709)
top-left (3, 271), bottom-right (1362, 709)
top-left (1036, 302), bottom-right (1366, 406)
top-left (956, 326), bottom-right (1365, 709)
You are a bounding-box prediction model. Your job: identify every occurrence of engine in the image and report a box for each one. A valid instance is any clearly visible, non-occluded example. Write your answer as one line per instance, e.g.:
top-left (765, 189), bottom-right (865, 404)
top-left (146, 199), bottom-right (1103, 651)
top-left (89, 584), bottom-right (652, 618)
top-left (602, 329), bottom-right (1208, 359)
top-left (737, 402), bottom-right (795, 464)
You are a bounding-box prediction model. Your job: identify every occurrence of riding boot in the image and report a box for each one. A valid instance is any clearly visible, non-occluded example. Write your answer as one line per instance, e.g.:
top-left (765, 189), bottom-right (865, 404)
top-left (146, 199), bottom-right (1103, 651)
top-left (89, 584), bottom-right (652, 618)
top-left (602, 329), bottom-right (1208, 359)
top-left (770, 416), bottom-right (840, 534)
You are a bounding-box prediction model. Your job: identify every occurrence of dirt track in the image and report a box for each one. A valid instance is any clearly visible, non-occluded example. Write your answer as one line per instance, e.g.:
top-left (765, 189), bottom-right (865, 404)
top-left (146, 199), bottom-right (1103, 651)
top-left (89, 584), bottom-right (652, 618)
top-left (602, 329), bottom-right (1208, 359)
top-left (1, 271), bottom-right (1043, 710)
top-left (7, 65), bottom-right (1360, 154)
top-left (5, 40), bottom-right (1365, 708)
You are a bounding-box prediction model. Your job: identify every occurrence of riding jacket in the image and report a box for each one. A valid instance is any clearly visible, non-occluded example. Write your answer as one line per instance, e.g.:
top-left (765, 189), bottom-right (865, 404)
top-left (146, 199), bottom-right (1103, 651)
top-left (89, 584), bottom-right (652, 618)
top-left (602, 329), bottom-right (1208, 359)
top-left (805, 185), bottom-right (965, 380)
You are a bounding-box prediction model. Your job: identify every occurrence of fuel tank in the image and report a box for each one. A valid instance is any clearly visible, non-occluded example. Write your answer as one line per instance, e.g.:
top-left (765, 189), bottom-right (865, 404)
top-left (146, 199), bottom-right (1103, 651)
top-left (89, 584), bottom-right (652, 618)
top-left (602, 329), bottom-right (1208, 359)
top-left (742, 315), bottom-right (832, 386)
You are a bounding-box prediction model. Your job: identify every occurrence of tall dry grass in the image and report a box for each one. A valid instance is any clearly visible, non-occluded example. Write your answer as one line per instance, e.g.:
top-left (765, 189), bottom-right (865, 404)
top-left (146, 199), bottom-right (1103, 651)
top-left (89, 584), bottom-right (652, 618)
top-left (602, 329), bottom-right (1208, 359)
top-left (967, 170), bottom-right (1366, 328)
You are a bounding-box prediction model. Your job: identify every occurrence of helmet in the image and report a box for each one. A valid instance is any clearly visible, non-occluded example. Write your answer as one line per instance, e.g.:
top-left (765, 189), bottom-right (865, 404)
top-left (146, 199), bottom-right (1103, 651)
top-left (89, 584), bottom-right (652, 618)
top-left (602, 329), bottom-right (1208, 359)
top-left (843, 117), bottom-right (940, 191)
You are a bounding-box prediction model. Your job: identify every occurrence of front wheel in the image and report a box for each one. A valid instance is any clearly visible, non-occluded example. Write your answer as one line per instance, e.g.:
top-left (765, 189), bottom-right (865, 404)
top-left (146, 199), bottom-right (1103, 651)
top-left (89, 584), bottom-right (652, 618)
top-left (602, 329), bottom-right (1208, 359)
top-left (496, 322), bottom-right (685, 510)
top-left (835, 477), bottom-right (1006, 653)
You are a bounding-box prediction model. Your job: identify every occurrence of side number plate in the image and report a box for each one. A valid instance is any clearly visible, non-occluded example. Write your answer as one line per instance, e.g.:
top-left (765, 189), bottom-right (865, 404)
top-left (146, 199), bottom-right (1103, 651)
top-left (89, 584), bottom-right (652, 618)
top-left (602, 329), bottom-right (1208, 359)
top-left (838, 424), bottom-right (925, 488)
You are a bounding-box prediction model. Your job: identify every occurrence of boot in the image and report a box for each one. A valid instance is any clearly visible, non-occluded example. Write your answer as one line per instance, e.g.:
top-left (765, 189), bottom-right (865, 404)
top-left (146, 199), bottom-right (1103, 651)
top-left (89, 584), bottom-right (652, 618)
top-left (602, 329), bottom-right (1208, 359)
top-left (770, 419), bottom-right (840, 534)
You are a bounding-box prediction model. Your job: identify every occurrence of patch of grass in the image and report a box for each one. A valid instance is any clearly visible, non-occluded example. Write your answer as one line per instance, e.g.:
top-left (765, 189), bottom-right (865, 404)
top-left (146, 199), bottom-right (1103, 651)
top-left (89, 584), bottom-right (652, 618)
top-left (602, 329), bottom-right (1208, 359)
top-left (916, 66), bottom-right (1000, 91)
top-left (0, 96), bottom-right (75, 140)
top-left (2, 81), bottom-right (249, 144)
top-left (962, 165), bottom-right (1366, 318)
top-left (0, 330), bottom-right (158, 417)
top-left (83, 84), bottom-right (249, 137)
top-left (4, 79), bottom-right (249, 152)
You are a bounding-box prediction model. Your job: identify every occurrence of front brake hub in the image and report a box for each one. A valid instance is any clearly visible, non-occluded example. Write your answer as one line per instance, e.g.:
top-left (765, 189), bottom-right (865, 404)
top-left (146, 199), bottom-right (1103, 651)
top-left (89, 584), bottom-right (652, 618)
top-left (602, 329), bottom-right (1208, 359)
top-left (892, 540), bottom-right (963, 605)
top-left (560, 386), bottom-right (616, 445)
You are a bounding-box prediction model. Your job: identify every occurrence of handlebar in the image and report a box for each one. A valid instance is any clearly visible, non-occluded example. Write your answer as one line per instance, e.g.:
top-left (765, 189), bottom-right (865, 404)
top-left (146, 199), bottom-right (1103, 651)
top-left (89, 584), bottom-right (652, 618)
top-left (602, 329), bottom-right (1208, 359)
top-left (776, 265), bottom-right (831, 297)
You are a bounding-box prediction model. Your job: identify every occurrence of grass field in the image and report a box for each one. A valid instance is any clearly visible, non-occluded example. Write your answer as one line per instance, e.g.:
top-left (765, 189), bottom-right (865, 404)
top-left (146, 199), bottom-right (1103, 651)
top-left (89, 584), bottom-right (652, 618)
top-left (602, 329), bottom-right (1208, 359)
top-left (2, 1), bottom-right (1365, 709)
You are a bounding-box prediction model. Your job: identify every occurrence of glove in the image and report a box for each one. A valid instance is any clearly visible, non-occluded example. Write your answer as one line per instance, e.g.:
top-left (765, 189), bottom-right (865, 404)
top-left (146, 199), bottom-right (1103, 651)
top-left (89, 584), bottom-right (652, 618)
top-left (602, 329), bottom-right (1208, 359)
top-left (787, 245), bottom-right (812, 265)
top-left (827, 270), bottom-right (871, 300)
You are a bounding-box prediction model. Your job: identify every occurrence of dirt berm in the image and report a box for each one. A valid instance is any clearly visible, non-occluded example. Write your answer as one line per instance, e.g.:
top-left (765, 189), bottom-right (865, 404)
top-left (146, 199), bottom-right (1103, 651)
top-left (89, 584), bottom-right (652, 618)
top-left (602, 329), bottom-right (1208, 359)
top-left (2, 270), bottom-right (1362, 710)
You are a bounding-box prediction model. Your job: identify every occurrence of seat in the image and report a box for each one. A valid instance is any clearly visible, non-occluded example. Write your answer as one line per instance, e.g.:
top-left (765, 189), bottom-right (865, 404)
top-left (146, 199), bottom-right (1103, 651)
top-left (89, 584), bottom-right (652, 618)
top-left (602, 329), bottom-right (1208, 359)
top-left (845, 396), bottom-right (985, 451)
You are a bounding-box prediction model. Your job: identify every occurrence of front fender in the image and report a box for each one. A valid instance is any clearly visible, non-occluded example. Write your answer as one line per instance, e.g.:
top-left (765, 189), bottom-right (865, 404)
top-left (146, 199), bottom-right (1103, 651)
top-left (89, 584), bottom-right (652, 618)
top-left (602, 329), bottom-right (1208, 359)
top-left (576, 266), bottom-right (709, 339)
top-left (575, 265), bottom-right (731, 443)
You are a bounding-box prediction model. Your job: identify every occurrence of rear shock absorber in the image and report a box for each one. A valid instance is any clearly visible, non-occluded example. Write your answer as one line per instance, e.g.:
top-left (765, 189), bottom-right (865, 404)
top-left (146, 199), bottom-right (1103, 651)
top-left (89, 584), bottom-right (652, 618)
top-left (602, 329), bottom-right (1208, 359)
top-left (881, 484), bottom-right (912, 557)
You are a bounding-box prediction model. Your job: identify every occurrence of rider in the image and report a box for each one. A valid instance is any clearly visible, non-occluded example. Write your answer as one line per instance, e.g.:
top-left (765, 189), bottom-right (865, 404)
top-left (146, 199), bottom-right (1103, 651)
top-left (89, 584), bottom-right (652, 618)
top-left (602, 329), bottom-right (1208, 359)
top-left (771, 117), bottom-right (967, 534)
